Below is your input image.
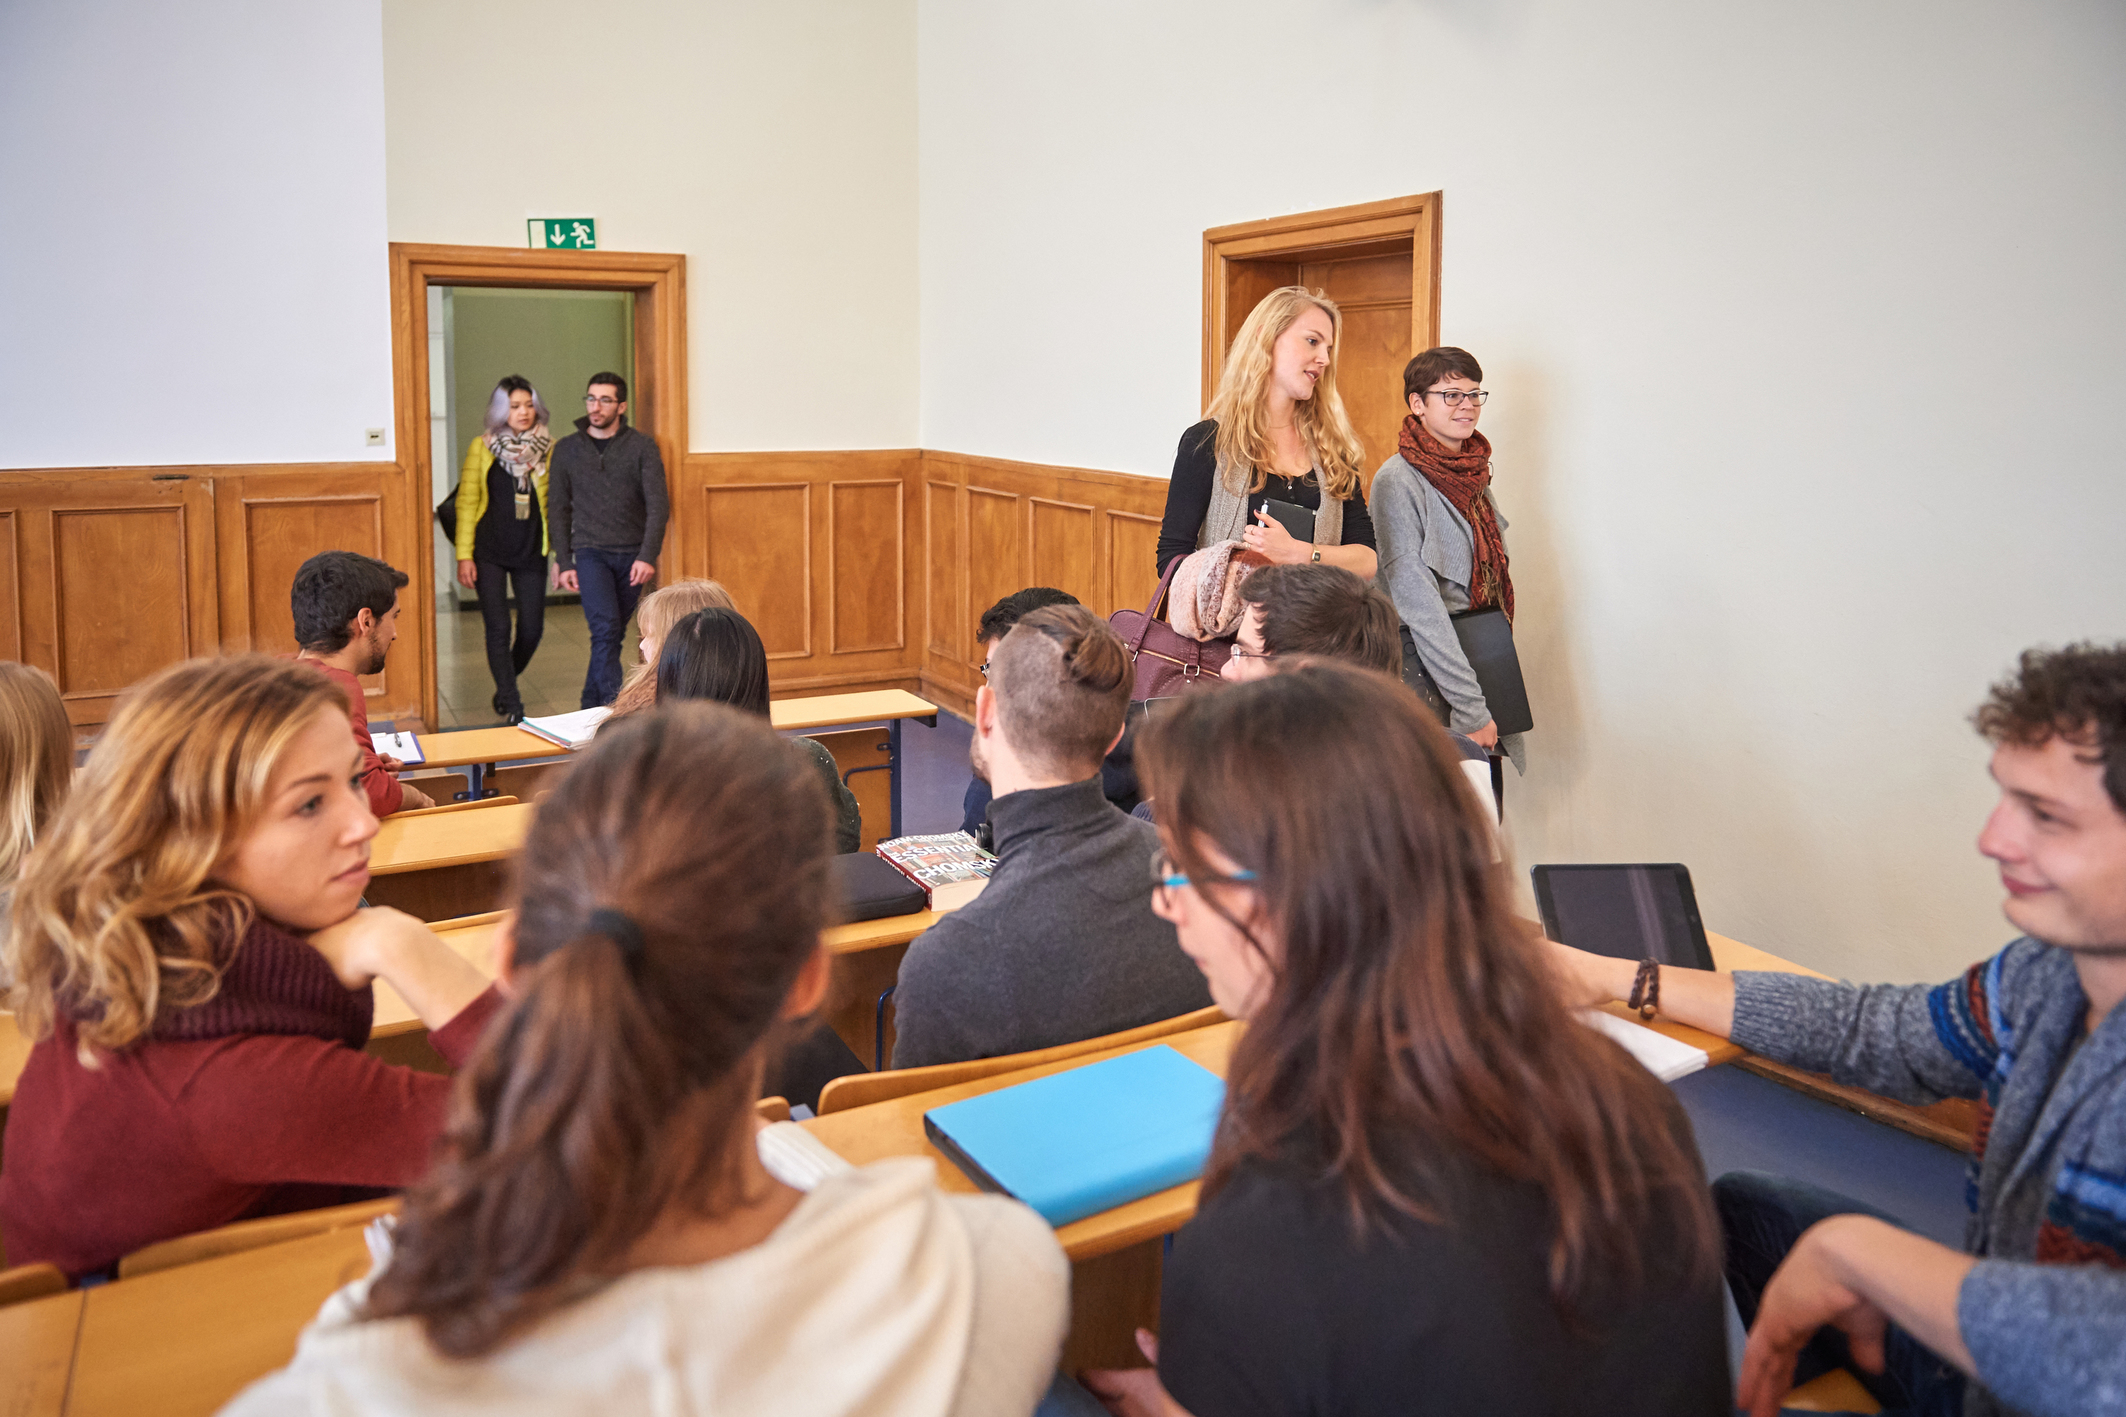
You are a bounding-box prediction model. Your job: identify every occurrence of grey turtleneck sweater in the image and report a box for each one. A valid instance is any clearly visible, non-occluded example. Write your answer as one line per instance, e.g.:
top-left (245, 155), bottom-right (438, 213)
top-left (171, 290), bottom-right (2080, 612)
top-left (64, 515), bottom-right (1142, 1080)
top-left (889, 775), bottom-right (1212, 1069)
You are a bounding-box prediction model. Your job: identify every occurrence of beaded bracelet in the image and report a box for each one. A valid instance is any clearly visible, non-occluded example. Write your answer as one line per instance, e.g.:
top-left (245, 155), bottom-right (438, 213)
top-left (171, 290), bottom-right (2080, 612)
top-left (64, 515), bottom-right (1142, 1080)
top-left (1627, 958), bottom-right (1661, 1020)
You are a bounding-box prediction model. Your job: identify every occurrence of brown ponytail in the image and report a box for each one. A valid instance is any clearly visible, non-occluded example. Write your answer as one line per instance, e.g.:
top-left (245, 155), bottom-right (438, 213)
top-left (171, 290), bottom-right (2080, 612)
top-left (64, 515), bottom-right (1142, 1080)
top-left (987, 603), bottom-right (1132, 779)
top-left (361, 703), bottom-right (834, 1356)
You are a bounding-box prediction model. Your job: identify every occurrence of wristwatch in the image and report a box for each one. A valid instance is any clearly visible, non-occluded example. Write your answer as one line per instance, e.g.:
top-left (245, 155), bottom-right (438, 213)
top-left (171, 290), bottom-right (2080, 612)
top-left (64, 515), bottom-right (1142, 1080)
top-left (1310, 548), bottom-right (1322, 563)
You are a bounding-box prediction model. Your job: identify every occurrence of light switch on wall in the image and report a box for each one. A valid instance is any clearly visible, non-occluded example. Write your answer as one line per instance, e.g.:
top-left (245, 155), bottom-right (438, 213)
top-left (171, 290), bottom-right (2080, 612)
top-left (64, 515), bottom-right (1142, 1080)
top-left (364, 428), bottom-right (386, 446)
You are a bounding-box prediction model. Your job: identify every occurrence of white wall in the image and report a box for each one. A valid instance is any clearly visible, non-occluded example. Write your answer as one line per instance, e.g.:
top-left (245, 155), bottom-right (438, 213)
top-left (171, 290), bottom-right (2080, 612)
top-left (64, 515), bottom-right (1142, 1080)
top-left (381, 0), bottom-right (920, 452)
top-left (0, 0), bottom-right (394, 469)
top-left (918, 0), bottom-right (2126, 982)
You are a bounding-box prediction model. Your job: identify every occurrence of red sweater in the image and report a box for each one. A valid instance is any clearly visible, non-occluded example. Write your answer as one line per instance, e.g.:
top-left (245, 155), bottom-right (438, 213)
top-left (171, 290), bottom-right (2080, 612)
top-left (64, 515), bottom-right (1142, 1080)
top-left (0, 917), bottom-right (501, 1280)
top-left (306, 660), bottom-right (405, 817)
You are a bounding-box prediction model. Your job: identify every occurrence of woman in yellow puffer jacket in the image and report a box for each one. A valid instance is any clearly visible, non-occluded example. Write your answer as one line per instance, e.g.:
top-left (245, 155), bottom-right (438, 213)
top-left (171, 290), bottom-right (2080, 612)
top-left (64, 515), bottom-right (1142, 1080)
top-left (454, 376), bottom-right (553, 724)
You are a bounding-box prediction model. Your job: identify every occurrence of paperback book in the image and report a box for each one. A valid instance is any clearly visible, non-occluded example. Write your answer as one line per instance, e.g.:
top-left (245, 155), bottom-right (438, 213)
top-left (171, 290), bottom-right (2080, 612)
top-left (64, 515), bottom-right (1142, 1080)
top-left (875, 831), bottom-right (997, 911)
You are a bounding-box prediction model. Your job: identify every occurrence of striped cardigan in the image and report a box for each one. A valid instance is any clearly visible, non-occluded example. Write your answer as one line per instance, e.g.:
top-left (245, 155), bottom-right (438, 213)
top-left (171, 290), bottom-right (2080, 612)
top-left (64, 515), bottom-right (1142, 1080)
top-left (1732, 940), bottom-right (2126, 1417)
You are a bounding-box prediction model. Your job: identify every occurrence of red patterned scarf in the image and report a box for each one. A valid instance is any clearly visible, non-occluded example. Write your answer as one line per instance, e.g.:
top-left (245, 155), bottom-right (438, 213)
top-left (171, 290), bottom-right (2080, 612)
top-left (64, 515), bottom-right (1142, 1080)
top-left (1398, 417), bottom-right (1513, 622)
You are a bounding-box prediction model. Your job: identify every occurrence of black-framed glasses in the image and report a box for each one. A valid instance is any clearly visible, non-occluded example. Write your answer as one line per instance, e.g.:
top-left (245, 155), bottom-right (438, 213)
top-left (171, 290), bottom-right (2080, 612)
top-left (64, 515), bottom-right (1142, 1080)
top-left (1424, 388), bottom-right (1489, 407)
top-left (1229, 645), bottom-right (1275, 662)
top-left (977, 660), bottom-right (991, 678)
top-left (585, 395), bottom-right (621, 407)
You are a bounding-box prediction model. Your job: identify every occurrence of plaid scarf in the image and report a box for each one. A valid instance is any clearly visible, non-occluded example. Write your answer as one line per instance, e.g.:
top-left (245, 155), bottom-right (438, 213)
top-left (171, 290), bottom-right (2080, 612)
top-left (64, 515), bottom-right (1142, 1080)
top-left (1398, 417), bottom-right (1512, 622)
top-left (488, 426), bottom-right (551, 494)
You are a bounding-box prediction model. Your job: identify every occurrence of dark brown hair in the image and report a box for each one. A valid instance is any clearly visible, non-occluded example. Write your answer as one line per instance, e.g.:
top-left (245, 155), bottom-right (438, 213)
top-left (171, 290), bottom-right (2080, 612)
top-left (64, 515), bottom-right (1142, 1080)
top-left (1238, 564), bottom-right (1401, 676)
top-left (1974, 642), bottom-right (2126, 815)
top-left (1402, 346), bottom-right (1484, 401)
top-left (1139, 662), bottom-right (1716, 1305)
top-left (361, 703), bottom-right (833, 1356)
top-left (656, 608), bottom-right (771, 718)
top-left (988, 604), bottom-right (1131, 779)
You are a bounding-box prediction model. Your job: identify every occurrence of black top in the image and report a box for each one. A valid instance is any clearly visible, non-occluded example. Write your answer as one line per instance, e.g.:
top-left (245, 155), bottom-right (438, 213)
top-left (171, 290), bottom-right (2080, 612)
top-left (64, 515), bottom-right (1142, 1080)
top-left (472, 451), bottom-right (545, 570)
top-left (1158, 1101), bottom-right (1730, 1416)
top-left (1156, 419), bottom-right (1377, 576)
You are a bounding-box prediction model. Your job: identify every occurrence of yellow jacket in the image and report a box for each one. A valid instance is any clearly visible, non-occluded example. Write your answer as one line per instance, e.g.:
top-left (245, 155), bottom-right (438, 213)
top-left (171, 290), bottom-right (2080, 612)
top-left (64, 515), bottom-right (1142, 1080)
top-left (454, 435), bottom-right (553, 560)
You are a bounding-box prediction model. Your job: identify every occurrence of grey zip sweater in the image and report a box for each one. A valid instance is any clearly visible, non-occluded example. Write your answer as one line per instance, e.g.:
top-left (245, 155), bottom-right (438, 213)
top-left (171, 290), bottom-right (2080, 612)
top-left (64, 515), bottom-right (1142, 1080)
top-left (1731, 941), bottom-right (2126, 1417)
top-left (889, 776), bottom-right (1211, 1069)
top-left (548, 416), bottom-right (669, 564)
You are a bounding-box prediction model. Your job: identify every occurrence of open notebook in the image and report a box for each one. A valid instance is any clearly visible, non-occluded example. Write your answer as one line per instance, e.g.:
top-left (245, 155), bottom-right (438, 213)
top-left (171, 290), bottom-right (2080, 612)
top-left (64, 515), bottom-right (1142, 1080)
top-left (519, 707), bottom-right (610, 751)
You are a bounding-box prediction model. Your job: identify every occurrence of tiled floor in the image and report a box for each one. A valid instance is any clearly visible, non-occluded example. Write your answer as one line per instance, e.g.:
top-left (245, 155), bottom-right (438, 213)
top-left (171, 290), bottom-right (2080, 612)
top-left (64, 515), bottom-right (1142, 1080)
top-left (434, 600), bottom-right (639, 729)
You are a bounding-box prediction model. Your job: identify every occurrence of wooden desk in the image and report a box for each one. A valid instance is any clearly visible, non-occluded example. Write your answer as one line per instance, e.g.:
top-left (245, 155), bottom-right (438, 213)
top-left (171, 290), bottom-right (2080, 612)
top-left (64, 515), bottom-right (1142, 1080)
top-left (0, 1287), bottom-right (82, 1417)
top-left (361, 801), bottom-right (531, 921)
top-left (412, 689), bottom-right (940, 835)
top-left (371, 914), bottom-right (505, 1038)
top-left (68, 1224), bottom-right (372, 1417)
top-left (0, 1007), bottom-right (31, 1108)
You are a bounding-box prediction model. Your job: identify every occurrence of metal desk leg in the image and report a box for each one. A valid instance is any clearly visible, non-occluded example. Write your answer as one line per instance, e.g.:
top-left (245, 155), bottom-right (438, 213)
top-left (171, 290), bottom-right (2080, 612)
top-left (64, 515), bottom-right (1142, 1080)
top-left (464, 761), bottom-right (487, 802)
top-left (888, 719), bottom-right (904, 840)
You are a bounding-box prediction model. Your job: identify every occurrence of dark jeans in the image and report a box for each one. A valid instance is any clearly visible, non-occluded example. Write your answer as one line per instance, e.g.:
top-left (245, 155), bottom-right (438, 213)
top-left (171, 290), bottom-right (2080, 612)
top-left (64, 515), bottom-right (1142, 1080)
top-left (473, 562), bottom-right (546, 715)
top-left (573, 547), bottom-right (644, 709)
top-left (1715, 1171), bottom-right (1966, 1417)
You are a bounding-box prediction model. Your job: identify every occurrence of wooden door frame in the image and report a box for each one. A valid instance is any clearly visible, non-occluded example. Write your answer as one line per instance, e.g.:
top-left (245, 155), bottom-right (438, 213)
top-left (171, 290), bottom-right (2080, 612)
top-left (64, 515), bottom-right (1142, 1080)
top-left (1200, 193), bottom-right (1442, 411)
top-left (387, 243), bottom-right (687, 731)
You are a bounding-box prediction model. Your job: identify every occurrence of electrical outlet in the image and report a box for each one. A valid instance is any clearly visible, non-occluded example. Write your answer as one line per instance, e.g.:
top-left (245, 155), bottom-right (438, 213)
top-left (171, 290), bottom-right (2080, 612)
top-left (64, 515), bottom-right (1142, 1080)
top-left (364, 428), bottom-right (386, 447)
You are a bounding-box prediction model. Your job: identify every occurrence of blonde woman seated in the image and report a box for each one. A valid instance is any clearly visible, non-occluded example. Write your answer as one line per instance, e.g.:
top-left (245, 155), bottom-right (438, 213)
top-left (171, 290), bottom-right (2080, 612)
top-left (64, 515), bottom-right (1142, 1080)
top-left (0, 657), bottom-right (500, 1280)
top-left (604, 576), bottom-right (735, 719)
top-left (225, 704), bottom-right (1069, 1416)
top-left (1085, 662), bottom-right (1726, 1415)
top-left (0, 662), bottom-right (73, 967)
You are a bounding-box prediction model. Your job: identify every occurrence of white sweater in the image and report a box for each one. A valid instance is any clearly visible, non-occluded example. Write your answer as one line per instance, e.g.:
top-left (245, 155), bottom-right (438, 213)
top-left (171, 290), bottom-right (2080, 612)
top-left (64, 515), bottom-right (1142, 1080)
top-left (220, 1142), bottom-right (1069, 1417)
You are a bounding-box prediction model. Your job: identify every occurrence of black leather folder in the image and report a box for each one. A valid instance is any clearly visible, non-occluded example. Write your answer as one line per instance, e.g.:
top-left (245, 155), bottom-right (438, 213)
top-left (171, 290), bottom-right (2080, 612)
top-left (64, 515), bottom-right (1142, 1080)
top-left (1450, 607), bottom-right (1534, 736)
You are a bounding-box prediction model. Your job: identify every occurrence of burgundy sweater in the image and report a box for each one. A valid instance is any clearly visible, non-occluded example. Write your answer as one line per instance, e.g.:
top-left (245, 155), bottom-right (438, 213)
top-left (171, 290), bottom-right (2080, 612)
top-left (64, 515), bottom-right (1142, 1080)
top-left (0, 917), bottom-right (500, 1279)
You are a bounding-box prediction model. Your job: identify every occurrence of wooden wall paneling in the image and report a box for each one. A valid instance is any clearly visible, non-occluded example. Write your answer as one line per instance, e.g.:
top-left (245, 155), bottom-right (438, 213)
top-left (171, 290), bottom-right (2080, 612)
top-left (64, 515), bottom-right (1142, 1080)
top-left (0, 472), bottom-right (219, 727)
top-left (923, 479), bottom-right (964, 666)
top-left (0, 511), bottom-right (18, 662)
top-left (827, 479), bottom-right (904, 655)
top-left (1105, 511), bottom-right (1165, 616)
top-left (1025, 496), bottom-right (1097, 608)
top-left (964, 485), bottom-right (1025, 674)
top-left (701, 481), bottom-right (812, 659)
top-left (214, 468), bottom-right (396, 702)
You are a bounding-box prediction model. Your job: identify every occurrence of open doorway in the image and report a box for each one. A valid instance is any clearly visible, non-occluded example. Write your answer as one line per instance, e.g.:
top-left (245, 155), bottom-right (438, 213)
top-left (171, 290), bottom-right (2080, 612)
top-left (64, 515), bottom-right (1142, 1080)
top-left (427, 285), bottom-right (638, 728)
top-left (387, 243), bottom-right (687, 734)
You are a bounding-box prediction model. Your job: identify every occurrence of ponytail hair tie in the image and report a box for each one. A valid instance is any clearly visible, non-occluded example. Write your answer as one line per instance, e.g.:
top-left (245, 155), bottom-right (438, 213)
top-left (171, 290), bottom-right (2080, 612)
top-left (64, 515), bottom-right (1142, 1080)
top-left (586, 908), bottom-right (647, 963)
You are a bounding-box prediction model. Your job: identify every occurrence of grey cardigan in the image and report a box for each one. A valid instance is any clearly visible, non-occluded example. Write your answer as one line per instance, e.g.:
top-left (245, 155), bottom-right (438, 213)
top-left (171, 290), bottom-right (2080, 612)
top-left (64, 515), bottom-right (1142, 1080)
top-left (1369, 452), bottom-right (1504, 735)
top-left (1733, 943), bottom-right (2126, 1417)
top-left (889, 776), bottom-right (1211, 1069)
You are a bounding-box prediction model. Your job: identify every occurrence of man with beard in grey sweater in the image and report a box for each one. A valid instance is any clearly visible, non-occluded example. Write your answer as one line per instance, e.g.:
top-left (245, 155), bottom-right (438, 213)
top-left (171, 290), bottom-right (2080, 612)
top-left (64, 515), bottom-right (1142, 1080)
top-left (890, 605), bottom-right (1211, 1068)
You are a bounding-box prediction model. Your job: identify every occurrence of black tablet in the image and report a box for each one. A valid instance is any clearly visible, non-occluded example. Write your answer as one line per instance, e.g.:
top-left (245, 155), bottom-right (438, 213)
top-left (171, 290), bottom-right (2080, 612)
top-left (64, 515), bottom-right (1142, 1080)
top-left (1530, 863), bottom-right (1714, 971)
top-left (1259, 498), bottom-right (1315, 542)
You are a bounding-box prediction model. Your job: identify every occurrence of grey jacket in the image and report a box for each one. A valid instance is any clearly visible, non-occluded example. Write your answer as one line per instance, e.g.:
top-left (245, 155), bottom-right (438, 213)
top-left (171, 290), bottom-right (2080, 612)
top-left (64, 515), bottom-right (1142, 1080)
top-left (1369, 452), bottom-right (1504, 735)
top-left (889, 776), bottom-right (1211, 1069)
top-left (1733, 943), bottom-right (2126, 1417)
top-left (549, 416), bottom-right (669, 563)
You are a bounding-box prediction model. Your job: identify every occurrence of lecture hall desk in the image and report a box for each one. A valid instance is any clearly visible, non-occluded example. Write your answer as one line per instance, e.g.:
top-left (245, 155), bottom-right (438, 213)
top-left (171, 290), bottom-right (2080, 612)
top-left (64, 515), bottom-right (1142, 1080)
top-left (9, 933), bottom-right (1959, 1413)
top-left (413, 689), bottom-right (940, 836)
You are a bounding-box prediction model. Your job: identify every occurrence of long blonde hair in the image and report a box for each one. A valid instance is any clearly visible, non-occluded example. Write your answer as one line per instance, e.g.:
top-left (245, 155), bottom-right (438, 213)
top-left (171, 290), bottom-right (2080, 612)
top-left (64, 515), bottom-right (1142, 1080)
top-left (608, 578), bottom-right (736, 719)
top-left (1206, 286), bottom-right (1367, 501)
top-left (0, 663), bottom-right (73, 885)
top-left (5, 656), bottom-right (344, 1061)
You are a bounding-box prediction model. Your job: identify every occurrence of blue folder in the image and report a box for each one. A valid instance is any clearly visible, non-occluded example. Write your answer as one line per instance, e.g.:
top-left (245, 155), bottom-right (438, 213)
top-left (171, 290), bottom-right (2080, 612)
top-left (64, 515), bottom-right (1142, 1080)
top-left (923, 1045), bottom-right (1226, 1227)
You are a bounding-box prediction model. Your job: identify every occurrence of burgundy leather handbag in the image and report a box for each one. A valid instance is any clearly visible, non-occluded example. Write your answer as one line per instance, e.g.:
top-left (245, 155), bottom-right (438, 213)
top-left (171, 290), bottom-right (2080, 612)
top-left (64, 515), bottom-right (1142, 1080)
top-left (1109, 555), bottom-right (1232, 700)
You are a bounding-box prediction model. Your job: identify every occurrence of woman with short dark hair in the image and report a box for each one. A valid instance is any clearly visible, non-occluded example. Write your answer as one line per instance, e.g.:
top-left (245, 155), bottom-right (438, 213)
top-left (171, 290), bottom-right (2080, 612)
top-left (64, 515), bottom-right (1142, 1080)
top-left (656, 608), bottom-right (861, 854)
top-left (1086, 662), bottom-right (1727, 1416)
top-left (454, 374), bottom-right (553, 725)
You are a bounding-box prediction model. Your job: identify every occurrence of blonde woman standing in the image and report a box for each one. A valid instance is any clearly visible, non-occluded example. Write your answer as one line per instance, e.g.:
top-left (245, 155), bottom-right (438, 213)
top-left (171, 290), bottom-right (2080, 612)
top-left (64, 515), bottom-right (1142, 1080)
top-left (0, 656), bottom-right (499, 1279)
top-left (455, 375), bottom-right (554, 725)
top-left (0, 663), bottom-right (72, 966)
top-left (1154, 287), bottom-right (1378, 581)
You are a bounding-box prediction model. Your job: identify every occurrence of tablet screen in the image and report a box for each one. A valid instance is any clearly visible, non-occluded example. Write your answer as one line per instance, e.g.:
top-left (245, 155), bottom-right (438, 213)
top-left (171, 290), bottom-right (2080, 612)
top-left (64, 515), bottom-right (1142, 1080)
top-left (1532, 864), bottom-right (1712, 971)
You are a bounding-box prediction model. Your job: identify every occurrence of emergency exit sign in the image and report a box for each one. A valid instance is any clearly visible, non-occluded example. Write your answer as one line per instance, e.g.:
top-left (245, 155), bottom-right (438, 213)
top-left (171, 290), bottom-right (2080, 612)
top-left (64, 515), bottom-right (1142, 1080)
top-left (528, 218), bottom-right (597, 250)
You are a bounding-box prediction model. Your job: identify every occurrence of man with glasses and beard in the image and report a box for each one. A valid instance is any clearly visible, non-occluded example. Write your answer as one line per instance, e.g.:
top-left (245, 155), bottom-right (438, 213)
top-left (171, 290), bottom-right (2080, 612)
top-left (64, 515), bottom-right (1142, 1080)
top-left (290, 550), bottom-right (432, 814)
top-left (551, 371), bottom-right (669, 709)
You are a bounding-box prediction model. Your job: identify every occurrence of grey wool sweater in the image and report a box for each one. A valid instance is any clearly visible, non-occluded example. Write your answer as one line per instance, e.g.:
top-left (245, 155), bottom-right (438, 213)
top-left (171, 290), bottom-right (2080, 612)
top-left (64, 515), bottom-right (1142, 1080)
top-left (889, 776), bottom-right (1212, 1069)
top-left (548, 416), bottom-right (669, 564)
top-left (1732, 943), bottom-right (2126, 1417)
